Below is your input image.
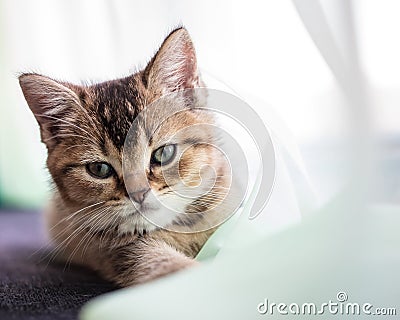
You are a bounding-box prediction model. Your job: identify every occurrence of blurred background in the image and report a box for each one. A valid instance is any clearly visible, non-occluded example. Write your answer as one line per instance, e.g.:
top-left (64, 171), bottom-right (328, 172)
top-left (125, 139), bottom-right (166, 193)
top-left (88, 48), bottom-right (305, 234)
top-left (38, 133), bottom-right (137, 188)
top-left (0, 0), bottom-right (399, 210)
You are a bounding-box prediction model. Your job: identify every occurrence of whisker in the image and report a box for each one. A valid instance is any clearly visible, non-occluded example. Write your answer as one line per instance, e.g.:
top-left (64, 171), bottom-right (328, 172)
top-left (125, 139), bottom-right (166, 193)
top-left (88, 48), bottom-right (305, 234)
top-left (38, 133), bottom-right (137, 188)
top-left (31, 201), bottom-right (107, 261)
top-left (65, 208), bottom-right (117, 269)
top-left (64, 144), bottom-right (94, 152)
top-left (34, 113), bottom-right (97, 141)
top-left (43, 133), bottom-right (95, 143)
top-left (41, 205), bottom-right (110, 266)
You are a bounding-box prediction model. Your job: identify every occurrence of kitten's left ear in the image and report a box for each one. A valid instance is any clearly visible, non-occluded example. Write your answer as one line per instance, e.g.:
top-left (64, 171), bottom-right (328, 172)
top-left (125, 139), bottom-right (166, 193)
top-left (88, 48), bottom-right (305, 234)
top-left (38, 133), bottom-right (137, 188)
top-left (143, 27), bottom-right (202, 93)
top-left (19, 73), bottom-right (83, 147)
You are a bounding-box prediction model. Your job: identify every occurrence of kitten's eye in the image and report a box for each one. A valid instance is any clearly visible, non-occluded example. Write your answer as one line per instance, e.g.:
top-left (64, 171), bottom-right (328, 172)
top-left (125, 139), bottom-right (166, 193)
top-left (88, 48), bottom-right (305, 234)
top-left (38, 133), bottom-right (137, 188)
top-left (86, 162), bottom-right (114, 179)
top-left (152, 144), bottom-right (177, 165)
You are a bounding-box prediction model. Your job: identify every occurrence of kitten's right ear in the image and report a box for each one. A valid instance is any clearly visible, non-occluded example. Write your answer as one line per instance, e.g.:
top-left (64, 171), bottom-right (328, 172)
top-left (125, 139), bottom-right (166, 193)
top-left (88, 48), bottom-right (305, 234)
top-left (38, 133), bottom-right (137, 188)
top-left (142, 27), bottom-right (202, 94)
top-left (19, 73), bottom-right (82, 146)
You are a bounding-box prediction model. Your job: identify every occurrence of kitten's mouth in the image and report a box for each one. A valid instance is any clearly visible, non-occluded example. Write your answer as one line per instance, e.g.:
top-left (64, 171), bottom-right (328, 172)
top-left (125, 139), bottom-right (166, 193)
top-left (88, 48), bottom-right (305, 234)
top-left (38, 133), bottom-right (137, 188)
top-left (118, 212), bottom-right (158, 235)
top-left (127, 203), bottom-right (157, 216)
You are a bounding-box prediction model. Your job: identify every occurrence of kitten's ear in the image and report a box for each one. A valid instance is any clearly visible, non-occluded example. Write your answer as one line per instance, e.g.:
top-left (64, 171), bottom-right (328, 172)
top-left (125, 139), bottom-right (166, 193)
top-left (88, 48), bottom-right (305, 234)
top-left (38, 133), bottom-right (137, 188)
top-left (143, 27), bottom-right (202, 93)
top-left (19, 73), bottom-right (82, 146)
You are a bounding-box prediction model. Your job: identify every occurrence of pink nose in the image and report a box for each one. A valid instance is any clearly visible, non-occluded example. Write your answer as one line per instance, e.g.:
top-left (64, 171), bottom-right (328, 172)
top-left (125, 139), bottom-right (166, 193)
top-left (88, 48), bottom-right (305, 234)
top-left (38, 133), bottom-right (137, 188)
top-left (130, 188), bottom-right (150, 204)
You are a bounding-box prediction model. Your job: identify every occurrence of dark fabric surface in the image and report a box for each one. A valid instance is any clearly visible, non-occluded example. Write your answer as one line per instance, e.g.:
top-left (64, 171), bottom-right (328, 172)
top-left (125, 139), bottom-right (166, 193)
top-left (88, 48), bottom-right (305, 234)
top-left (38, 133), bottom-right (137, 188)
top-left (0, 209), bottom-right (116, 320)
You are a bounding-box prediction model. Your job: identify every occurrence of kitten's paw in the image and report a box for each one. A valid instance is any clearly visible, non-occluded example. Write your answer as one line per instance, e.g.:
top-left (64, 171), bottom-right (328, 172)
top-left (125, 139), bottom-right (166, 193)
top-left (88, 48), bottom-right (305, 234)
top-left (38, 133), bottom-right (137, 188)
top-left (132, 253), bottom-right (198, 286)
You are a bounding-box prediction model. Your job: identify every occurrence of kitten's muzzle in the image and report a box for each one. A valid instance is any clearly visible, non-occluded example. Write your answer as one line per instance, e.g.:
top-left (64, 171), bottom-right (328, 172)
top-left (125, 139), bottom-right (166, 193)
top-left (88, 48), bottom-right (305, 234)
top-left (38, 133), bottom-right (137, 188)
top-left (129, 188), bottom-right (150, 204)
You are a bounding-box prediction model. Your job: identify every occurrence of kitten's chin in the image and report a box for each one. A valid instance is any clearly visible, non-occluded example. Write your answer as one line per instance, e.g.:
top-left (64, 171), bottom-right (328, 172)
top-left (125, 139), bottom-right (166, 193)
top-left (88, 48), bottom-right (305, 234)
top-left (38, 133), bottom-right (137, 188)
top-left (118, 206), bottom-right (180, 235)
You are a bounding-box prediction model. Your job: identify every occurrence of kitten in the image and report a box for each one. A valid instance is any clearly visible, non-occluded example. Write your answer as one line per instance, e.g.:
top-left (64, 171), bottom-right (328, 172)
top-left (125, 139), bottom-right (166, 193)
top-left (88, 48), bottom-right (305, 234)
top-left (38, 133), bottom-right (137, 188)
top-left (19, 28), bottom-right (235, 286)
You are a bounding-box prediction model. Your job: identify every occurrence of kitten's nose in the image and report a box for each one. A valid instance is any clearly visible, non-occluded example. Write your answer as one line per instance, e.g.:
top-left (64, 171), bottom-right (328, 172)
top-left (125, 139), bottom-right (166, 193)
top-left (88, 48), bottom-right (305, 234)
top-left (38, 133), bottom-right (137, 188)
top-left (130, 188), bottom-right (150, 204)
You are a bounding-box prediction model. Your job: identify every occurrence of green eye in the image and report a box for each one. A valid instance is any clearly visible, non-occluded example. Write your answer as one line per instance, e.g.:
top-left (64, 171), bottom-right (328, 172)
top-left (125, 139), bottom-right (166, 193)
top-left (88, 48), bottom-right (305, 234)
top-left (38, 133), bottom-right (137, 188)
top-left (152, 144), bottom-right (176, 165)
top-left (86, 162), bottom-right (114, 179)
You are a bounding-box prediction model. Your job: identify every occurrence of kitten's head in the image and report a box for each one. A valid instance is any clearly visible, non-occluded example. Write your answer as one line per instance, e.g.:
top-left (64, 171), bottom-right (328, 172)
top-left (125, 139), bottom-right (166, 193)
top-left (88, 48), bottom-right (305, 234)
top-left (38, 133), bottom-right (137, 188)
top-left (20, 28), bottom-right (230, 234)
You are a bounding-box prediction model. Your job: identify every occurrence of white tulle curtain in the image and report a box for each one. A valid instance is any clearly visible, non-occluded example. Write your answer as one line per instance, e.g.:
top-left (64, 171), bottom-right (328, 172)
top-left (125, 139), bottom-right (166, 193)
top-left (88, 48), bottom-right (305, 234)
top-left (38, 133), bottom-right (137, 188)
top-left (0, 0), bottom-right (398, 207)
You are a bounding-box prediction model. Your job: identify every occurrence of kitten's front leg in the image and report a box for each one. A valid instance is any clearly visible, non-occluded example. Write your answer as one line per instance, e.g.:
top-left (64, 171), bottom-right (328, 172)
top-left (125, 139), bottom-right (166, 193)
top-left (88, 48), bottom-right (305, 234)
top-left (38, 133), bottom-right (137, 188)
top-left (102, 238), bottom-right (198, 287)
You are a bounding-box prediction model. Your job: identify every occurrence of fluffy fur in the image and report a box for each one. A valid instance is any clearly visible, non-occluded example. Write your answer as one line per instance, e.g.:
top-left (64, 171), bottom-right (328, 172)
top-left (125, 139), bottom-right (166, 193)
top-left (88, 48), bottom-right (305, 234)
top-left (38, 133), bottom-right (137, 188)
top-left (19, 28), bottom-right (234, 286)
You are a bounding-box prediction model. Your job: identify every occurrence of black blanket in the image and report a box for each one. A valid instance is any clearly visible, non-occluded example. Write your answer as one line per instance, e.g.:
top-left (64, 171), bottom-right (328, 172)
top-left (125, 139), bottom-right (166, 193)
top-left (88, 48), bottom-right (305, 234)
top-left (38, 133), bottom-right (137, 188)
top-left (0, 209), bottom-right (116, 320)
